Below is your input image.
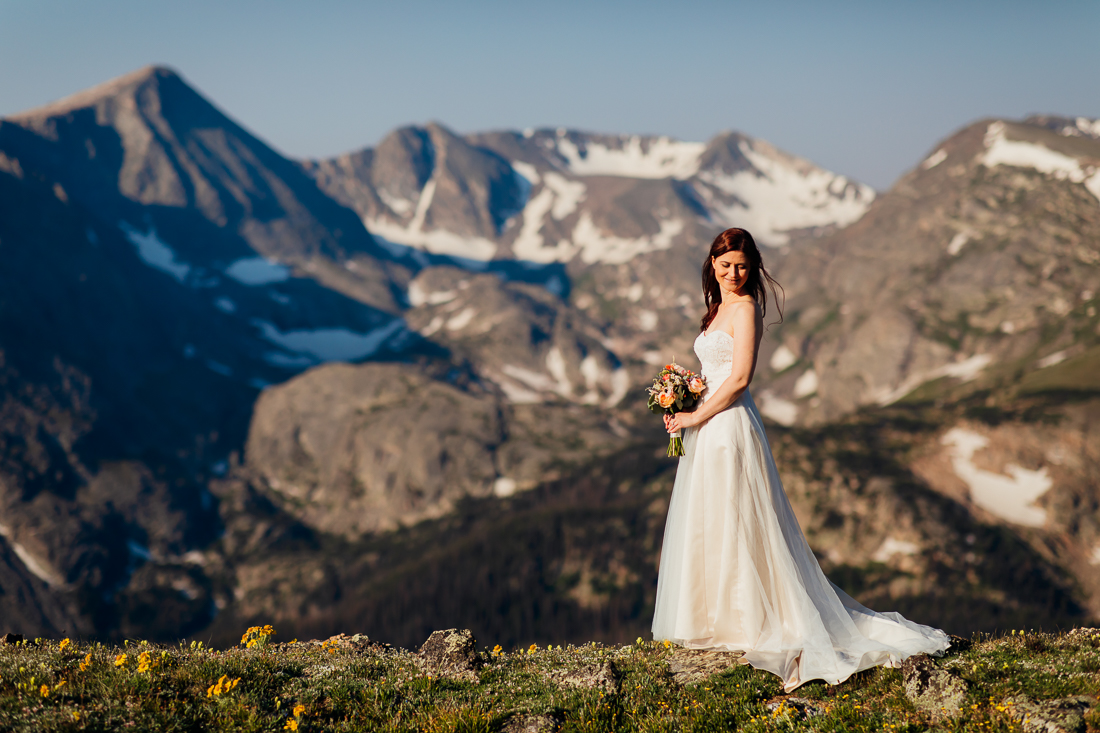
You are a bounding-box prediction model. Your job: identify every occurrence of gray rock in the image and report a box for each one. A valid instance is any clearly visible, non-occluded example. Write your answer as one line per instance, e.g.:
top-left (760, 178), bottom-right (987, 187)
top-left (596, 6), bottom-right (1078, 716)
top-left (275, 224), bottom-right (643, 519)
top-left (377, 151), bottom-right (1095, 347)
top-left (417, 629), bottom-right (482, 682)
top-left (667, 648), bottom-right (745, 685)
top-left (500, 712), bottom-right (564, 733)
top-left (901, 654), bottom-right (968, 719)
top-left (1004, 696), bottom-right (1092, 733)
top-left (545, 660), bottom-right (620, 695)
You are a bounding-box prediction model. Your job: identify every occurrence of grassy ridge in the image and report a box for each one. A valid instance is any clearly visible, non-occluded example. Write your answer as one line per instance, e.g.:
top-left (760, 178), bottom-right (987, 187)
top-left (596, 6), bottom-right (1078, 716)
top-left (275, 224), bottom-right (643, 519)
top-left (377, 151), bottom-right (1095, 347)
top-left (1, 627), bottom-right (1098, 732)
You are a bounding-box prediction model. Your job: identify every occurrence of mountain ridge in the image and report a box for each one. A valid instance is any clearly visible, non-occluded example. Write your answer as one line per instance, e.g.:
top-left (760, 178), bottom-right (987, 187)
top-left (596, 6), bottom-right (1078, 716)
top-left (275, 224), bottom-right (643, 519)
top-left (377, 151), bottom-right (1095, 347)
top-left (1, 64), bottom-right (1097, 645)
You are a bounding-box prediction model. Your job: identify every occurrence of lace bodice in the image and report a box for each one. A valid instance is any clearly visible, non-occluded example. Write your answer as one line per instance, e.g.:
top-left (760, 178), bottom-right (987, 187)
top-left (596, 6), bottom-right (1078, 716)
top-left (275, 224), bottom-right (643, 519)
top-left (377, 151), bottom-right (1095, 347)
top-left (693, 329), bottom-right (735, 396)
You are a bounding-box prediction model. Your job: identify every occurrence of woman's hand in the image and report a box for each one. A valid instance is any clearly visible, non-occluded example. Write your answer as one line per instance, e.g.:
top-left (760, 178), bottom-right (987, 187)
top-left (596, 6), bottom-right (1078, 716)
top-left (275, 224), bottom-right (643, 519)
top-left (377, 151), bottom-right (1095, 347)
top-left (665, 411), bottom-right (698, 434)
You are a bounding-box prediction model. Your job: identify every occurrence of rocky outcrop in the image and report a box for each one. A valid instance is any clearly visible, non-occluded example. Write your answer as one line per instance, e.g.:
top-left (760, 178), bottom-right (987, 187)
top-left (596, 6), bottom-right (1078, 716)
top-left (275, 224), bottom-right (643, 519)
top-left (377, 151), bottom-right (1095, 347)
top-left (244, 362), bottom-right (502, 537)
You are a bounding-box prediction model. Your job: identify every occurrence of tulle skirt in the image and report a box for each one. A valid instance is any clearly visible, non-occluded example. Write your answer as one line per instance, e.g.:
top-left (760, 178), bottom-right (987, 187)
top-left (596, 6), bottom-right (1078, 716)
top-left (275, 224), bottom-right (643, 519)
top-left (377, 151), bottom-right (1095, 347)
top-left (651, 389), bottom-right (949, 691)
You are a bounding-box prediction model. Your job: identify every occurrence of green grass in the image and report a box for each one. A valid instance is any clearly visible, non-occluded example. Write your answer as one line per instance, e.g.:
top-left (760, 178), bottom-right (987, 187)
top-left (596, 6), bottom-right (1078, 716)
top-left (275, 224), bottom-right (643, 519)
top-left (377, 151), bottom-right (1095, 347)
top-left (2, 629), bottom-right (1097, 732)
top-left (1017, 345), bottom-right (1100, 395)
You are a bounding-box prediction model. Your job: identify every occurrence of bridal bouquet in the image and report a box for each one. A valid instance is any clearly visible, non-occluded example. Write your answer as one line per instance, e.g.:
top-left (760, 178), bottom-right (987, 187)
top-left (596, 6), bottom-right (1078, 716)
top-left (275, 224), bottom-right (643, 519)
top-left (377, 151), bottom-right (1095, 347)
top-left (646, 362), bottom-right (706, 457)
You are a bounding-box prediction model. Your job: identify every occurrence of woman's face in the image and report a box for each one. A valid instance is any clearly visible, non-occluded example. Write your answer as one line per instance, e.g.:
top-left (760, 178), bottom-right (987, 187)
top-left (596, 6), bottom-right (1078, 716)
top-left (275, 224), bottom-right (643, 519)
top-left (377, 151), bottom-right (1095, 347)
top-left (712, 250), bottom-right (751, 295)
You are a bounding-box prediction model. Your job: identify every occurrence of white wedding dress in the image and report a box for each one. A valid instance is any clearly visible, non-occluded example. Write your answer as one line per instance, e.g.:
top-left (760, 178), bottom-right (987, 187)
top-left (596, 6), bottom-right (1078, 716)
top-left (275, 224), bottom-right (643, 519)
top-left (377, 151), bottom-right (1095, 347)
top-left (652, 328), bottom-right (950, 691)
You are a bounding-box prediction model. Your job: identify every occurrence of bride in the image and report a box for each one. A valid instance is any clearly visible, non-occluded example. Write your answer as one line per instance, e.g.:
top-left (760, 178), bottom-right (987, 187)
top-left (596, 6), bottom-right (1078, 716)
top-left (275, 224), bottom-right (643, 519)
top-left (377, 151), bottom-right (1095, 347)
top-left (652, 227), bottom-right (950, 691)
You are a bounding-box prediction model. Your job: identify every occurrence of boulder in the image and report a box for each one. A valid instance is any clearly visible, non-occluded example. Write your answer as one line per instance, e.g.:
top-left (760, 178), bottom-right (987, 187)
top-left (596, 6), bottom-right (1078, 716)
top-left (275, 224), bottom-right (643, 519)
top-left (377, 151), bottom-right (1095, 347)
top-left (901, 654), bottom-right (968, 720)
top-left (666, 648), bottom-right (745, 685)
top-left (1003, 696), bottom-right (1092, 733)
top-left (417, 629), bottom-right (482, 682)
top-left (545, 660), bottom-right (620, 695)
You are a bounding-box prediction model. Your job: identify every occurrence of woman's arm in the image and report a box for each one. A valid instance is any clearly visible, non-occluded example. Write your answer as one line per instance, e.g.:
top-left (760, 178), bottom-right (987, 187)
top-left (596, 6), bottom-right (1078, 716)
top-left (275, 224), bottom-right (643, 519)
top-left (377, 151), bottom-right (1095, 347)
top-left (666, 301), bottom-right (761, 432)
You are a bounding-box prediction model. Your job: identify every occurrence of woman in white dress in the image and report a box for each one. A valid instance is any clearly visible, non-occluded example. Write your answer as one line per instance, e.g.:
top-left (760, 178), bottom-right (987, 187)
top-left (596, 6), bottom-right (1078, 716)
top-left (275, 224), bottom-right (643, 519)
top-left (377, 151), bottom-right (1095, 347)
top-left (652, 228), bottom-right (950, 692)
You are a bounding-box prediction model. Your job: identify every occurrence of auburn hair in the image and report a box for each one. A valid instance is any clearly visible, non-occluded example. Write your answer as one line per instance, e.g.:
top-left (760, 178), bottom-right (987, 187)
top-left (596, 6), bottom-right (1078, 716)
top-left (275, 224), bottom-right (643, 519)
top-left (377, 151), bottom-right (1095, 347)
top-left (700, 228), bottom-right (783, 333)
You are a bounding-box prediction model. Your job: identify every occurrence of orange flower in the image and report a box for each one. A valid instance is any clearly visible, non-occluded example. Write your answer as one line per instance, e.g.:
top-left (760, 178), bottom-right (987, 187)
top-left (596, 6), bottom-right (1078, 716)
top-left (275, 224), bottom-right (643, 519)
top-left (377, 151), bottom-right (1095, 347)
top-left (657, 392), bottom-right (675, 409)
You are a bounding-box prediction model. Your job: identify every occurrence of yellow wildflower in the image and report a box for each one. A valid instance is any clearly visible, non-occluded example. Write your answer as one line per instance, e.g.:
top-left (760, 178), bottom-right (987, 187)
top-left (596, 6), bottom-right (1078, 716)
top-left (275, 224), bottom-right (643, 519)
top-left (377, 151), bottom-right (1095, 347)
top-left (491, 644), bottom-right (502, 657)
top-left (293, 704), bottom-right (306, 718)
top-left (207, 674), bottom-right (241, 697)
top-left (663, 640), bottom-right (671, 649)
top-left (241, 624), bottom-right (277, 648)
top-left (527, 643), bottom-right (537, 655)
top-left (137, 650), bottom-right (153, 673)
top-left (79, 653), bottom-right (92, 672)
top-left (284, 719), bottom-right (299, 731)
top-left (59, 638), bottom-right (71, 652)
top-left (72, 712), bottom-right (81, 721)
top-left (114, 653), bottom-right (127, 667)
top-left (40, 684), bottom-right (50, 698)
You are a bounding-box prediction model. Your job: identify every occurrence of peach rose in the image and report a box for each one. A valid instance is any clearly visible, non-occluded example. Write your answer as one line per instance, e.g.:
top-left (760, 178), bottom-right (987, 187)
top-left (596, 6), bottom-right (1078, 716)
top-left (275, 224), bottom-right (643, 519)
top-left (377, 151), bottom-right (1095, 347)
top-left (657, 391), bottom-right (675, 409)
top-left (688, 377), bottom-right (705, 394)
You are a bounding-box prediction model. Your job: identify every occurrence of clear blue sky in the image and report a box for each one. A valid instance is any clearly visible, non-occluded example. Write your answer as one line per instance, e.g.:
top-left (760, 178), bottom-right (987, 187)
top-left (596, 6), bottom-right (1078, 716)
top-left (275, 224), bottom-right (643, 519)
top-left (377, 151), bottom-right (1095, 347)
top-left (2, 0), bottom-right (1097, 189)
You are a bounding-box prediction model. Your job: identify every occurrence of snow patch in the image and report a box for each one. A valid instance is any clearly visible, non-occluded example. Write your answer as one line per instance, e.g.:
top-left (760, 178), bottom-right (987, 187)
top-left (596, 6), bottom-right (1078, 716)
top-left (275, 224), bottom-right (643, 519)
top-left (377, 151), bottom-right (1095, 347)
top-left (493, 477), bottom-right (518, 497)
top-left (947, 231), bottom-right (970, 256)
top-left (407, 281), bottom-right (456, 307)
top-left (605, 368), bottom-right (631, 407)
top-left (255, 318), bottom-right (404, 362)
top-left (366, 215), bottom-right (497, 261)
top-left (698, 139), bottom-right (874, 246)
top-left (546, 347), bottom-right (572, 395)
top-left (757, 390), bottom-right (798, 426)
top-left (377, 189), bottom-right (415, 215)
top-left (511, 161), bottom-right (540, 185)
top-left (214, 297), bottom-right (236, 313)
top-left (982, 121), bottom-right (1100, 203)
top-left (510, 173), bottom-right (588, 263)
top-left (120, 222), bottom-right (190, 282)
top-left (446, 307), bottom-right (477, 331)
top-left (1037, 350), bottom-right (1068, 369)
top-left (1076, 117), bottom-right (1100, 138)
top-left (922, 149), bottom-right (948, 170)
top-left (580, 355), bottom-right (601, 389)
top-left (872, 537), bottom-right (920, 562)
top-left (544, 172), bottom-right (587, 219)
top-left (0, 523), bottom-right (65, 586)
top-left (793, 369), bottom-right (818, 398)
top-left (501, 364), bottom-right (558, 394)
top-left (770, 345), bottom-right (798, 372)
top-left (418, 316), bottom-right (444, 337)
top-left (942, 427), bottom-right (1050, 527)
top-left (875, 353), bottom-right (992, 405)
top-left (554, 135), bottom-right (704, 179)
top-left (225, 257), bottom-right (291, 285)
top-left (573, 213), bottom-right (683, 265)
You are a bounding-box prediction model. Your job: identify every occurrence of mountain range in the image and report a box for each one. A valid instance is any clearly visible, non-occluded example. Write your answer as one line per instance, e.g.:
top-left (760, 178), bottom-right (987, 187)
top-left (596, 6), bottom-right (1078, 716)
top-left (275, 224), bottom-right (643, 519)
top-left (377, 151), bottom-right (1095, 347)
top-left (0, 66), bottom-right (1097, 646)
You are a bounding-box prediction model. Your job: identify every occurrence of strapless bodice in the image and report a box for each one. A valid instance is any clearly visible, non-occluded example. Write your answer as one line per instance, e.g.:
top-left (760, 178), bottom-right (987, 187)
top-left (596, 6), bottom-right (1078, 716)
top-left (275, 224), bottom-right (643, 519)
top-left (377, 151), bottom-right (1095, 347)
top-left (693, 329), bottom-right (735, 395)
